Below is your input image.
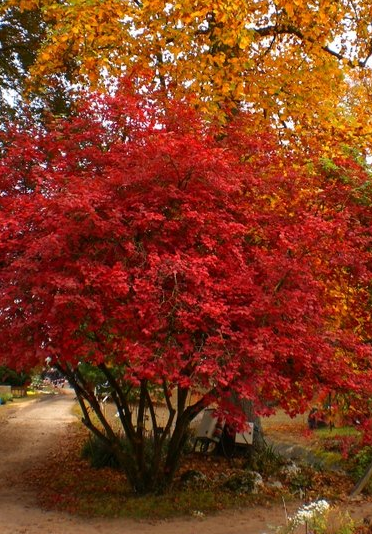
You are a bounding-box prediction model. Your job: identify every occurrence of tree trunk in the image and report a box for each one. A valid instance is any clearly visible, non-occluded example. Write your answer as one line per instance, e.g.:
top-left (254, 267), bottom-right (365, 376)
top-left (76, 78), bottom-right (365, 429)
top-left (240, 399), bottom-right (266, 453)
top-left (350, 460), bottom-right (372, 498)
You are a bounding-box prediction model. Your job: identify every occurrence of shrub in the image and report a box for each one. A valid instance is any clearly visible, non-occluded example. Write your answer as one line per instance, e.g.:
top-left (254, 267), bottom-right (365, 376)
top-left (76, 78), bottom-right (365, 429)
top-left (81, 433), bottom-right (172, 474)
top-left (222, 472), bottom-right (257, 494)
top-left (0, 393), bottom-right (13, 404)
top-left (246, 443), bottom-right (285, 476)
top-left (81, 435), bottom-right (122, 470)
top-left (0, 366), bottom-right (29, 386)
top-left (321, 435), bottom-right (360, 459)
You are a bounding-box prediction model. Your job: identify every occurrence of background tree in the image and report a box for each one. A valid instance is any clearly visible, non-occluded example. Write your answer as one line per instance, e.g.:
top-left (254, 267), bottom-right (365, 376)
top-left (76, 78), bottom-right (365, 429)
top-left (0, 366), bottom-right (29, 387)
top-left (1, 88), bottom-right (372, 493)
top-left (0, 4), bottom-right (76, 120)
top-left (3, 0), bottom-right (372, 150)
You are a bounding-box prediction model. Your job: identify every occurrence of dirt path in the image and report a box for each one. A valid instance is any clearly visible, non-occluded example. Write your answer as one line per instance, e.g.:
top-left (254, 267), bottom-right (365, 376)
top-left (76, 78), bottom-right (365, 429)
top-left (0, 393), bottom-right (371, 534)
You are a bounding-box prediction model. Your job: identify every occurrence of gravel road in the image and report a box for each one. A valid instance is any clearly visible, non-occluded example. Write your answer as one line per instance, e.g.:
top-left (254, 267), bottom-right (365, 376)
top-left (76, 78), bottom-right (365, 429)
top-left (0, 392), bottom-right (370, 534)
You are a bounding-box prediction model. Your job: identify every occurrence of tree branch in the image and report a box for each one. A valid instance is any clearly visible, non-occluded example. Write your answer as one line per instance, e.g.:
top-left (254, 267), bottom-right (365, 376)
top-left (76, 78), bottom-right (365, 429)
top-left (161, 379), bottom-right (176, 441)
top-left (253, 23), bottom-right (366, 68)
top-left (98, 363), bottom-right (137, 440)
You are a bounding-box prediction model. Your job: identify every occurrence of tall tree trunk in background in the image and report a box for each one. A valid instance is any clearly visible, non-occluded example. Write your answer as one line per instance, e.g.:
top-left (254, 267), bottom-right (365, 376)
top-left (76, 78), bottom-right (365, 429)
top-left (240, 399), bottom-right (266, 452)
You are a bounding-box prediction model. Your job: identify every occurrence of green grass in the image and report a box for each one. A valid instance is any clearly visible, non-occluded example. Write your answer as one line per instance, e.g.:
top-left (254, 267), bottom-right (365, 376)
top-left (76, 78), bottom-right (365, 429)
top-left (0, 393), bottom-right (13, 403)
top-left (314, 426), bottom-right (360, 439)
top-left (75, 487), bottom-right (264, 519)
top-left (0, 393), bottom-right (38, 422)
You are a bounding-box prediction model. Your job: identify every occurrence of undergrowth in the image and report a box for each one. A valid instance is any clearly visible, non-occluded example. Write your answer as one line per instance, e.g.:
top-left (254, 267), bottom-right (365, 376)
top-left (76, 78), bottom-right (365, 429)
top-left (24, 421), bottom-right (359, 519)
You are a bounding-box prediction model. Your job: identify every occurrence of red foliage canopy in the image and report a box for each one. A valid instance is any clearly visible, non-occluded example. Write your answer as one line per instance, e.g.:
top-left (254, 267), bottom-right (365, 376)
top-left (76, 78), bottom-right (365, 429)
top-left (1, 89), bottom-right (372, 419)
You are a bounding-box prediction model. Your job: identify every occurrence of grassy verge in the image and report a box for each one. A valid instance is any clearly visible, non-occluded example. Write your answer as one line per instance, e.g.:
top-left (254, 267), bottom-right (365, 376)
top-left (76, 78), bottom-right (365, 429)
top-left (315, 426), bottom-right (360, 438)
top-left (0, 392), bottom-right (40, 422)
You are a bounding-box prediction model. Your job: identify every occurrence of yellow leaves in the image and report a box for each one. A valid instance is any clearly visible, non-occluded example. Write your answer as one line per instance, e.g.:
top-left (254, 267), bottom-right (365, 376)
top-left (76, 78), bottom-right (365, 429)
top-left (5, 0), bottom-right (40, 10)
top-left (283, 2), bottom-right (294, 18)
top-left (238, 33), bottom-right (252, 50)
top-left (71, 25), bottom-right (81, 36)
top-left (38, 50), bottom-right (52, 63)
top-left (18, 0), bottom-right (39, 10)
top-left (4, 0), bottom-right (372, 154)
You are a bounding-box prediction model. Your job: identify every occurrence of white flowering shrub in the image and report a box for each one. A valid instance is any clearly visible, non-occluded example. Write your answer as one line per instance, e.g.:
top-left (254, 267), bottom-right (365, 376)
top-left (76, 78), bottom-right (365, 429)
top-left (291, 500), bottom-right (330, 530)
top-left (278, 500), bottom-right (330, 533)
top-left (277, 500), bottom-right (357, 534)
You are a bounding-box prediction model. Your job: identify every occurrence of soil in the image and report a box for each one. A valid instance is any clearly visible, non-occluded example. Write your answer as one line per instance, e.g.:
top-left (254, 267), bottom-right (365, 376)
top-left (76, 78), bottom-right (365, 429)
top-left (0, 391), bottom-right (371, 534)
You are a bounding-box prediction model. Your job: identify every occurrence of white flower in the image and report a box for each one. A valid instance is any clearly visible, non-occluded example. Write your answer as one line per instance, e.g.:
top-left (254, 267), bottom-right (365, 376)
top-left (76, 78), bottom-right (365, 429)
top-left (288, 500), bottom-right (330, 527)
top-left (192, 510), bottom-right (205, 518)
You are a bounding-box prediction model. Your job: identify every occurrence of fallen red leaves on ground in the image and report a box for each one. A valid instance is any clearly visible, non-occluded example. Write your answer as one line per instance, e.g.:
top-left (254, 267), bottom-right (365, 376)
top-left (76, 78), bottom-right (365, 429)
top-left (19, 420), bottom-right (362, 519)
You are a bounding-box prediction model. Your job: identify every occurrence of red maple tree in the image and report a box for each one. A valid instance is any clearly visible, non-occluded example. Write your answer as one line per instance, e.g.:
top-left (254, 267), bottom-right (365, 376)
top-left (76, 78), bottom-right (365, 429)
top-left (1, 88), bottom-right (372, 492)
